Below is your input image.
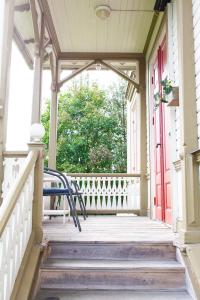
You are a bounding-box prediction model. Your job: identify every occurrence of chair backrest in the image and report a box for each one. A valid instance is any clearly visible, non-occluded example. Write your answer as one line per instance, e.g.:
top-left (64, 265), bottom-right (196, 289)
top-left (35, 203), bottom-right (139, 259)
top-left (44, 169), bottom-right (66, 188)
top-left (44, 168), bottom-right (71, 190)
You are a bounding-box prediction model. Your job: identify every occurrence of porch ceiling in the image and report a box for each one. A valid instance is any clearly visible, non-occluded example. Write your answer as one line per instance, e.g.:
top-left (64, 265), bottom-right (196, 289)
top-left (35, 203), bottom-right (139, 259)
top-left (13, 0), bottom-right (156, 70)
top-left (47, 0), bottom-right (155, 53)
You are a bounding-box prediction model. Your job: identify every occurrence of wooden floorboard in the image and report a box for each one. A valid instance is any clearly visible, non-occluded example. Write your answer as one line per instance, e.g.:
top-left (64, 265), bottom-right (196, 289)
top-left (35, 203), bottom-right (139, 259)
top-left (43, 216), bottom-right (174, 242)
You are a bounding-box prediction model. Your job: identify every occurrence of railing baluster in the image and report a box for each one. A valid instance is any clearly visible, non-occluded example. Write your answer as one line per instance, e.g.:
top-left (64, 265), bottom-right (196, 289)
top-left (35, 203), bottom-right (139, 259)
top-left (0, 151), bottom-right (38, 300)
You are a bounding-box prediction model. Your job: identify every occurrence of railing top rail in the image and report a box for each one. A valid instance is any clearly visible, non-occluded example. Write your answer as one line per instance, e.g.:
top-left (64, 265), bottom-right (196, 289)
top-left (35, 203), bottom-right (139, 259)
top-left (3, 150), bottom-right (29, 158)
top-left (0, 150), bottom-right (38, 236)
top-left (66, 173), bottom-right (141, 177)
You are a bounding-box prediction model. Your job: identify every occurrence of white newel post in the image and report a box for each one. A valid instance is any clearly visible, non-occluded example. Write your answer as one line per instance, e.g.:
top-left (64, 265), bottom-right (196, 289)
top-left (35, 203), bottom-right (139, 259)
top-left (177, 0), bottom-right (200, 243)
top-left (28, 142), bottom-right (45, 243)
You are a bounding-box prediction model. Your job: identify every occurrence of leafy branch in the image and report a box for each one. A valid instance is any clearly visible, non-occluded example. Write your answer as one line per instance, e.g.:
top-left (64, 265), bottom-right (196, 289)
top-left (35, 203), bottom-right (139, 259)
top-left (154, 77), bottom-right (173, 110)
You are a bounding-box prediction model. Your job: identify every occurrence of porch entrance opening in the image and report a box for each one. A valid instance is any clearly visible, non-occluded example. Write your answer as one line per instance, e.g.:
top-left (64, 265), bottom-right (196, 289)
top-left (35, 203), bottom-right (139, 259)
top-left (42, 65), bottom-right (142, 218)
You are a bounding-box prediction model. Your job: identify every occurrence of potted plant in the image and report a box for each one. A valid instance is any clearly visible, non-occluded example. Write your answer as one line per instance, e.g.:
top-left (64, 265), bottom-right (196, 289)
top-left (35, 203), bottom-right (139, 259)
top-left (154, 77), bottom-right (179, 110)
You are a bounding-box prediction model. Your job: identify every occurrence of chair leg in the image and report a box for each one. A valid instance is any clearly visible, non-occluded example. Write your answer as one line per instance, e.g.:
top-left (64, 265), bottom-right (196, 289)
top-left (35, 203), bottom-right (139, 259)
top-left (69, 194), bottom-right (81, 232)
top-left (79, 194), bottom-right (88, 218)
top-left (73, 195), bottom-right (86, 220)
top-left (66, 196), bottom-right (77, 228)
top-left (77, 195), bottom-right (87, 220)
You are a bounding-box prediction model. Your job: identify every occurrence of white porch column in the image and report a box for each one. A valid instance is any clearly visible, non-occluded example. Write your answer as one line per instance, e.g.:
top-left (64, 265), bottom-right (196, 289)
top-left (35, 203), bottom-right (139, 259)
top-left (48, 54), bottom-right (59, 169)
top-left (177, 0), bottom-right (200, 243)
top-left (0, 0), bottom-right (15, 201)
top-left (31, 15), bottom-right (45, 124)
top-left (48, 81), bottom-right (59, 169)
top-left (139, 58), bottom-right (148, 216)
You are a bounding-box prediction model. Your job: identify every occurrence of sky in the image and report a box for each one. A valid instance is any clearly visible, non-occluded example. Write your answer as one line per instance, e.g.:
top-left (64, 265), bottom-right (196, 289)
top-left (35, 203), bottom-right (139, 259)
top-left (6, 42), bottom-right (121, 150)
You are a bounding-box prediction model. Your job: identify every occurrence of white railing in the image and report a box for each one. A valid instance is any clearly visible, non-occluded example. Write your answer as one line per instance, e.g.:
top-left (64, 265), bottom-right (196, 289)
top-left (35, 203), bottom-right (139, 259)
top-left (0, 150), bottom-right (37, 300)
top-left (69, 173), bottom-right (141, 213)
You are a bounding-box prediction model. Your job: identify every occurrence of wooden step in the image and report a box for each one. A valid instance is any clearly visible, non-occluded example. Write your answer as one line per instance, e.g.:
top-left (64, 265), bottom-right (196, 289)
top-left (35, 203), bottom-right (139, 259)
top-left (42, 259), bottom-right (183, 270)
top-left (35, 289), bottom-right (192, 300)
top-left (40, 259), bottom-right (185, 290)
top-left (48, 241), bottom-right (176, 261)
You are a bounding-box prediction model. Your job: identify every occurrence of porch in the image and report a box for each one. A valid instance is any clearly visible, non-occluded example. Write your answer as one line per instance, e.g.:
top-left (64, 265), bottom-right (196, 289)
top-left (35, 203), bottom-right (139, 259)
top-left (1, 0), bottom-right (200, 299)
top-left (43, 215), bottom-right (174, 242)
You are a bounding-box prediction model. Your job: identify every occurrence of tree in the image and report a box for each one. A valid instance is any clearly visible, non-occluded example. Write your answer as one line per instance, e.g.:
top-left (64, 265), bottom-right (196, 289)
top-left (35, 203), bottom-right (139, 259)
top-left (106, 81), bottom-right (127, 172)
top-left (42, 82), bottom-right (127, 173)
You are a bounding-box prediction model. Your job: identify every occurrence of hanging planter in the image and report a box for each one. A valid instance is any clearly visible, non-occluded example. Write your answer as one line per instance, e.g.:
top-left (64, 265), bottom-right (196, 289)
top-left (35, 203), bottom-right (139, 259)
top-left (153, 77), bottom-right (179, 110)
top-left (166, 86), bottom-right (179, 107)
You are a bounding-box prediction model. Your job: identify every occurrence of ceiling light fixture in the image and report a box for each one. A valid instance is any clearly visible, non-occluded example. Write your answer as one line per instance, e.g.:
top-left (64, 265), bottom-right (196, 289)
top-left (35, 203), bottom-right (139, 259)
top-left (95, 5), bottom-right (111, 19)
top-left (95, 5), bottom-right (153, 20)
top-left (95, 63), bottom-right (102, 71)
top-left (45, 44), bottom-right (53, 54)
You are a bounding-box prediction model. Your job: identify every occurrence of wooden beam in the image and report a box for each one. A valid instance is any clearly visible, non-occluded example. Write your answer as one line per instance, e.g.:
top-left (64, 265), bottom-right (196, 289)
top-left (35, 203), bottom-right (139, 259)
top-left (29, 0), bottom-right (40, 45)
top-left (59, 52), bottom-right (144, 61)
top-left (58, 60), bottom-right (95, 88)
top-left (13, 26), bottom-right (33, 69)
top-left (43, 63), bottom-right (137, 71)
top-left (14, 3), bottom-right (30, 12)
top-left (100, 60), bottom-right (139, 91)
top-left (143, 12), bottom-right (159, 54)
top-left (38, 0), bottom-right (60, 57)
top-left (24, 38), bottom-right (35, 44)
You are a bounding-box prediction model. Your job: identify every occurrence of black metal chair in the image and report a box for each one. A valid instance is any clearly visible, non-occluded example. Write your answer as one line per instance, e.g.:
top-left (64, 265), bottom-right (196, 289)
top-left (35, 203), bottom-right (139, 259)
top-left (45, 167), bottom-right (87, 220)
top-left (71, 179), bottom-right (88, 219)
top-left (43, 169), bottom-right (81, 231)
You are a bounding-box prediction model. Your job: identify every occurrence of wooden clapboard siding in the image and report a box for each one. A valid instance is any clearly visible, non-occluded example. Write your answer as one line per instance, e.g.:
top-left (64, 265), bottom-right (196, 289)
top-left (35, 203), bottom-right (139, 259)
top-left (171, 1), bottom-right (179, 85)
top-left (168, 1), bottom-right (181, 159)
top-left (192, 0), bottom-right (200, 147)
top-left (172, 1), bottom-right (181, 158)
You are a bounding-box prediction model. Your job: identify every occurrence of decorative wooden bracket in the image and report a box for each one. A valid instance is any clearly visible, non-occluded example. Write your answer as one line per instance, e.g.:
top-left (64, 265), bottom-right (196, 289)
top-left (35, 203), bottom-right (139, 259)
top-left (99, 60), bottom-right (139, 91)
top-left (58, 60), bottom-right (95, 89)
top-left (30, 0), bottom-right (40, 45)
top-left (15, 3), bottom-right (30, 12)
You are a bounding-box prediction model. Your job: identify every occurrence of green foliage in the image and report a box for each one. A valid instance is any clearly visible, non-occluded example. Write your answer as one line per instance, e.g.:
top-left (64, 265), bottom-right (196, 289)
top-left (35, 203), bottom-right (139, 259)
top-left (154, 77), bottom-right (173, 110)
top-left (42, 82), bottom-right (127, 173)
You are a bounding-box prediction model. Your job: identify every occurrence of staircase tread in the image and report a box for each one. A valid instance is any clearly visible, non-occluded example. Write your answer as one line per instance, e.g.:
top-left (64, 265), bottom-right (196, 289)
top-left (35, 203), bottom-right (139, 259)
top-left (42, 259), bottom-right (184, 271)
top-left (35, 290), bottom-right (192, 300)
top-left (49, 241), bottom-right (175, 245)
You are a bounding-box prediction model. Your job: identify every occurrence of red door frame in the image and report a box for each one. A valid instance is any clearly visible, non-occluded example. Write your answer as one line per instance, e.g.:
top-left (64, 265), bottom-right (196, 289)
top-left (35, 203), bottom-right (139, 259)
top-left (151, 36), bottom-right (172, 224)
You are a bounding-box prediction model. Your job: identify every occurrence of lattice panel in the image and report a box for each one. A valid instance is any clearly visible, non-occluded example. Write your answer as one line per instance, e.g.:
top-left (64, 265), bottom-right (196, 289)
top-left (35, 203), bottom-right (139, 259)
top-left (72, 176), bottom-right (140, 211)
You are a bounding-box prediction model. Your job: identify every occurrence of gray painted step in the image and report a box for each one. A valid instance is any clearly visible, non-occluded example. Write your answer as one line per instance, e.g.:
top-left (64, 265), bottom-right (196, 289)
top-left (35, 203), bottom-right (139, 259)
top-left (42, 259), bottom-right (184, 270)
top-left (48, 241), bottom-right (176, 261)
top-left (40, 259), bottom-right (185, 290)
top-left (35, 289), bottom-right (192, 300)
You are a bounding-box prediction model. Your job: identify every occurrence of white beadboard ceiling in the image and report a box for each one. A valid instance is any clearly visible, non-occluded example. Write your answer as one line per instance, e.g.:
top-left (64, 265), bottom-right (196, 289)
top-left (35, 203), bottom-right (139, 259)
top-left (13, 0), bottom-right (156, 69)
top-left (48, 0), bottom-right (155, 53)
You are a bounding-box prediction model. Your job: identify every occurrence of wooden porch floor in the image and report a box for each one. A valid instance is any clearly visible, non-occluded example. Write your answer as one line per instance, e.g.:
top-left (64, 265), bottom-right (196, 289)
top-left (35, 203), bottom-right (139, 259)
top-left (43, 216), bottom-right (174, 242)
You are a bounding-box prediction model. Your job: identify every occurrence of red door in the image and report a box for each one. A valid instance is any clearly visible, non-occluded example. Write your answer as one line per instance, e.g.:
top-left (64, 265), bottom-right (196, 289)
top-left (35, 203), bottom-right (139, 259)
top-left (152, 37), bottom-right (172, 224)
